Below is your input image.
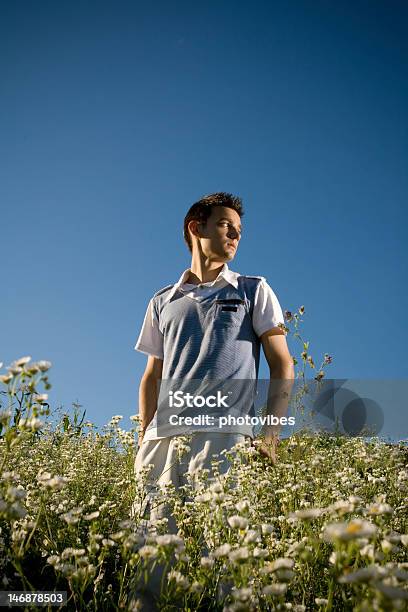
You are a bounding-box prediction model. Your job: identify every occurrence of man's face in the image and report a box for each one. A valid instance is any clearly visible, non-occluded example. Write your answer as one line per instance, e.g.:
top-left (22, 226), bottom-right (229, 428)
top-left (192, 206), bottom-right (242, 261)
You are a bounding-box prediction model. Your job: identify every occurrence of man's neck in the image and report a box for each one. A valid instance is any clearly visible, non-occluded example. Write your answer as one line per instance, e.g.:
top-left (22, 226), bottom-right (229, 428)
top-left (186, 254), bottom-right (226, 285)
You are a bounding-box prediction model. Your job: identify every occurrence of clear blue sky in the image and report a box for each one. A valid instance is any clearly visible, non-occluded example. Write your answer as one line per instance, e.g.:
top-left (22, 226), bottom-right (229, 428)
top-left (1, 1), bottom-right (407, 438)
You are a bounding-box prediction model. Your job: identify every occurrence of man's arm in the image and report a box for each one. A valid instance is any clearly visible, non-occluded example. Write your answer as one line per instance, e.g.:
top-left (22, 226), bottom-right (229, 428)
top-left (257, 328), bottom-right (295, 461)
top-left (138, 355), bottom-right (163, 445)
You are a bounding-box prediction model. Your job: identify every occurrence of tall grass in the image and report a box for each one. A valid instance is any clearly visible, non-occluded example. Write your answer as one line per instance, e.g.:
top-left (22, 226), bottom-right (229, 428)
top-left (1, 308), bottom-right (407, 610)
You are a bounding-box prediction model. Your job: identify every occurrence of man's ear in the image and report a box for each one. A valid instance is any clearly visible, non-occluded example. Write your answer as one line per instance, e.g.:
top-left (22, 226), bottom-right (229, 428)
top-left (188, 220), bottom-right (201, 239)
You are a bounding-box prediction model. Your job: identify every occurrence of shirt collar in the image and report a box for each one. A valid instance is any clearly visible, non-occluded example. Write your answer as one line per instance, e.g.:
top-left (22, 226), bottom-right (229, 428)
top-left (164, 263), bottom-right (239, 303)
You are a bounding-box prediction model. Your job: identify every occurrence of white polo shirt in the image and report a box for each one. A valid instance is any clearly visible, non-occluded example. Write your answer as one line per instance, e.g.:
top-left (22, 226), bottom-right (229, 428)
top-left (135, 263), bottom-right (285, 359)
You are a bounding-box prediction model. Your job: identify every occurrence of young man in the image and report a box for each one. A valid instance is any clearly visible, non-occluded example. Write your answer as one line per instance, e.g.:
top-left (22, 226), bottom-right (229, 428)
top-left (133, 192), bottom-right (294, 532)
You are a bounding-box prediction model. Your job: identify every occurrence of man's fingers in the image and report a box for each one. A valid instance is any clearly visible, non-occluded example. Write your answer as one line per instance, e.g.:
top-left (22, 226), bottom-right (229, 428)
top-left (256, 441), bottom-right (277, 464)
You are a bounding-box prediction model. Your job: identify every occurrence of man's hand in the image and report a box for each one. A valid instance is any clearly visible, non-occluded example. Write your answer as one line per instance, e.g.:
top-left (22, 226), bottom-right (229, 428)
top-left (257, 329), bottom-right (294, 465)
top-left (253, 437), bottom-right (278, 464)
top-left (137, 427), bottom-right (146, 448)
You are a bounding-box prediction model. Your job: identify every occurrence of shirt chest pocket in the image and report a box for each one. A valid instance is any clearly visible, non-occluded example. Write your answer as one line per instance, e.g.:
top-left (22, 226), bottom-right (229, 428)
top-left (213, 298), bottom-right (247, 327)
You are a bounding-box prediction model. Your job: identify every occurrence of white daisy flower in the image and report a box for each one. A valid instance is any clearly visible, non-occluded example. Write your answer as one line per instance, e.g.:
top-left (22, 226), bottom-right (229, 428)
top-left (227, 515), bottom-right (248, 530)
top-left (34, 394), bottom-right (48, 403)
top-left (263, 583), bottom-right (287, 596)
top-left (338, 565), bottom-right (386, 584)
top-left (167, 569), bottom-right (190, 590)
top-left (138, 545), bottom-right (158, 560)
top-left (400, 535), bottom-right (408, 547)
top-left (228, 546), bottom-right (249, 563)
top-left (271, 557), bottom-right (295, 571)
top-left (210, 543), bottom-right (231, 558)
top-left (14, 356), bottom-right (32, 367)
top-left (37, 360), bottom-right (52, 371)
top-left (366, 503), bottom-right (393, 516)
top-left (231, 586), bottom-right (252, 601)
top-left (288, 508), bottom-right (323, 521)
top-left (323, 519), bottom-right (377, 543)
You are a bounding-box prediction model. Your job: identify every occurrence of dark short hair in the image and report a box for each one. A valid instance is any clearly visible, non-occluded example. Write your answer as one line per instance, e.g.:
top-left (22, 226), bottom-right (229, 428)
top-left (183, 192), bottom-right (244, 253)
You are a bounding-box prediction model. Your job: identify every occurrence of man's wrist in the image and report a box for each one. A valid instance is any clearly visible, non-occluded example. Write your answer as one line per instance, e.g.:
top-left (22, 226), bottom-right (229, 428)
top-left (260, 428), bottom-right (279, 440)
top-left (262, 433), bottom-right (279, 444)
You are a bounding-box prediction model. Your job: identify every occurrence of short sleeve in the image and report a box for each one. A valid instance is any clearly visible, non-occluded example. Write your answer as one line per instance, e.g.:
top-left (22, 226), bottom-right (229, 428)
top-left (252, 279), bottom-right (285, 338)
top-left (134, 298), bottom-right (164, 359)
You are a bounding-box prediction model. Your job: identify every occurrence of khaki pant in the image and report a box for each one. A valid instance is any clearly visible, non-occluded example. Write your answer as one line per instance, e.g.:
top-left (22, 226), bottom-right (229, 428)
top-left (130, 432), bottom-right (249, 607)
top-left (132, 432), bottom-right (248, 535)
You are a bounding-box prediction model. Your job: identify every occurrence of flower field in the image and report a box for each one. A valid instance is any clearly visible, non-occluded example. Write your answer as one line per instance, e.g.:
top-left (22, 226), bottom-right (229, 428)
top-left (0, 356), bottom-right (407, 611)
